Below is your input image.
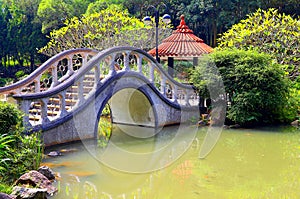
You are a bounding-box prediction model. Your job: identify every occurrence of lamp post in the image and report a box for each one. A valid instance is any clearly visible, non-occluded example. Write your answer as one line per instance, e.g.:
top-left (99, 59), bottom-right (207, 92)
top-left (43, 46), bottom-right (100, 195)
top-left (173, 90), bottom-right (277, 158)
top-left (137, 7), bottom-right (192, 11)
top-left (143, 4), bottom-right (171, 63)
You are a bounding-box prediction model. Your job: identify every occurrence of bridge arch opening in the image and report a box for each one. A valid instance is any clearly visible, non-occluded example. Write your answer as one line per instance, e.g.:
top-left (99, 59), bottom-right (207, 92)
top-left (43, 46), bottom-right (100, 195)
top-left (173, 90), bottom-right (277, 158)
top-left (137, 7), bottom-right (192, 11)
top-left (96, 88), bottom-right (157, 145)
top-left (108, 88), bottom-right (156, 128)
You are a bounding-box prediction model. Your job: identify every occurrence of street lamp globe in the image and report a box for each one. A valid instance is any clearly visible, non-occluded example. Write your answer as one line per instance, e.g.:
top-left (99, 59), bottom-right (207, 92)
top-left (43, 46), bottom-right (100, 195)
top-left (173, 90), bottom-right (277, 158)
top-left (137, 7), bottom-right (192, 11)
top-left (162, 14), bottom-right (171, 24)
top-left (143, 16), bottom-right (152, 26)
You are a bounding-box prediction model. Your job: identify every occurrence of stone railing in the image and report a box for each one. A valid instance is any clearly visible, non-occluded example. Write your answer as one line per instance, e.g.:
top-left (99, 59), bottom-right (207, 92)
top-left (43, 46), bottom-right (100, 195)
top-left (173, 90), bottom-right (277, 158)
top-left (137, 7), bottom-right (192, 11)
top-left (0, 48), bottom-right (98, 96)
top-left (9, 47), bottom-right (198, 127)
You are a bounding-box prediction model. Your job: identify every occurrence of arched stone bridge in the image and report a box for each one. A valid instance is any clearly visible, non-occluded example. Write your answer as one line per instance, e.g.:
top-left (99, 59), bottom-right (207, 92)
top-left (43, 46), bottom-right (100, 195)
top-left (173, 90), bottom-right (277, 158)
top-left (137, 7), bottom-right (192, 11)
top-left (0, 47), bottom-right (200, 146)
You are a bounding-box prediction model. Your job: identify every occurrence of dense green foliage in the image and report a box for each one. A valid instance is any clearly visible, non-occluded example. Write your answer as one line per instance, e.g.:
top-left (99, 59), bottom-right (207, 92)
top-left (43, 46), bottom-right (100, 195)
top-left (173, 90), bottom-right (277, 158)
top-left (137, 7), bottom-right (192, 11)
top-left (218, 8), bottom-right (300, 81)
top-left (1, 0), bottom-right (47, 73)
top-left (191, 49), bottom-right (296, 126)
top-left (86, 0), bottom-right (125, 14)
top-left (0, 102), bottom-right (43, 192)
top-left (37, 0), bottom-right (94, 33)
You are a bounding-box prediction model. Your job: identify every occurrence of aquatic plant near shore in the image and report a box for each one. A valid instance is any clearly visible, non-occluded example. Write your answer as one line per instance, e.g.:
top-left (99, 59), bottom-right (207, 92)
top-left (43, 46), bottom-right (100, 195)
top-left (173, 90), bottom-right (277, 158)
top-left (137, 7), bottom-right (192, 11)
top-left (97, 117), bottom-right (112, 148)
top-left (97, 104), bottom-right (112, 148)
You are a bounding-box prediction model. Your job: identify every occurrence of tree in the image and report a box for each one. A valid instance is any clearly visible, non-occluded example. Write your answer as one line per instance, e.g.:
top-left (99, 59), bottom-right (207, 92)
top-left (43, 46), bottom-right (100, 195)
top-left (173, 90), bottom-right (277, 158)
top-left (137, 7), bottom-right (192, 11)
top-left (85, 0), bottom-right (110, 14)
top-left (39, 6), bottom-right (172, 56)
top-left (37, 0), bottom-right (94, 34)
top-left (260, 0), bottom-right (300, 16)
top-left (179, 0), bottom-right (262, 47)
top-left (190, 49), bottom-right (296, 126)
top-left (86, 0), bottom-right (125, 14)
top-left (0, 2), bottom-right (8, 69)
top-left (218, 8), bottom-right (300, 81)
top-left (1, 0), bottom-right (47, 72)
top-left (37, 0), bottom-right (73, 34)
top-left (123, 0), bottom-right (160, 19)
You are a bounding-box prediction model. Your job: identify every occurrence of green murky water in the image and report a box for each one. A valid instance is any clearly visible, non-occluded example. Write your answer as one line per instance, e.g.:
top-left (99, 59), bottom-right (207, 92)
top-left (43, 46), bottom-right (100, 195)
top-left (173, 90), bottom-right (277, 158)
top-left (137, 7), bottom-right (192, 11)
top-left (44, 124), bottom-right (300, 199)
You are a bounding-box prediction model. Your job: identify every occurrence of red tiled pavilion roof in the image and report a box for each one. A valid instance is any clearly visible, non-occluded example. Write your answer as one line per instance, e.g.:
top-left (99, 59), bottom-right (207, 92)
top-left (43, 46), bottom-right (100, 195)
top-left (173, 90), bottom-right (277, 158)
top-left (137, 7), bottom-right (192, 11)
top-left (148, 15), bottom-right (213, 58)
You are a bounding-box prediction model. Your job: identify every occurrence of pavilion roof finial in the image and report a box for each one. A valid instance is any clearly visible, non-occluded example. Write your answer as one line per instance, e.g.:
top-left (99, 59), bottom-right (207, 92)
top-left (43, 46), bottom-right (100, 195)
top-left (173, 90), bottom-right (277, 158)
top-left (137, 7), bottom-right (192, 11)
top-left (176, 14), bottom-right (193, 33)
top-left (180, 15), bottom-right (186, 26)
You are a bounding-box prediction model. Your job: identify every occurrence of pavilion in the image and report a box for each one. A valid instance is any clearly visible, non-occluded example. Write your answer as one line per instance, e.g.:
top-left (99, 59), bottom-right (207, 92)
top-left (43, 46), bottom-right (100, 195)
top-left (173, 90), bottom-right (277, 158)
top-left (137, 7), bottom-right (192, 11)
top-left (148, 15), bottom-right (213, 77)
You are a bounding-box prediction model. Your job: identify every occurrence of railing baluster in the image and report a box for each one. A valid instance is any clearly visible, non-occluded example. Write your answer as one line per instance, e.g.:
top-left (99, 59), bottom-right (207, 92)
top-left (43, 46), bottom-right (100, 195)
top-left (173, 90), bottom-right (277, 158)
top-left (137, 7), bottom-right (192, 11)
top-left (161, 75), bottom-right (166, 96)
top-left (173, 85), bottom-right (178, 103)
top-left (94, 65), bottom-right (100, 88)
top-left (34, 75), bottom-right (41, 93)
top-left (108, 53), bottom-right (116, 76)
top-left (67, 55), bottom-right (74, 76)
top-left (185, 90), bottom-right (191, 106)
top-left (77, 77), bottom-right (84, 105)
top-left (150, 63), bottom-right (155, 83)
top-left (18, 100), bottom-right (32, 128)
top-left (82, 52), bottom-right (88, 66)
top-left (123, 51), bottom-right (130, 71)
top-left (137, 55), bottom-right (143, 74)
top-left (41, 98), bottom-right (50, 124)
top-left (51, 64), bottom-right (58, 88)
top-left (59, 91), bottom-right (68, 117)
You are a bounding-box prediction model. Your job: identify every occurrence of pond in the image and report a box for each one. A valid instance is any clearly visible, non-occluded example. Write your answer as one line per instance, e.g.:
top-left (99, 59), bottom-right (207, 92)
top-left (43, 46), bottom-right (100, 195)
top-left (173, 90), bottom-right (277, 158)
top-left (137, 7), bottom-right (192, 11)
top-left (43, 124), bottom-right (300, 199)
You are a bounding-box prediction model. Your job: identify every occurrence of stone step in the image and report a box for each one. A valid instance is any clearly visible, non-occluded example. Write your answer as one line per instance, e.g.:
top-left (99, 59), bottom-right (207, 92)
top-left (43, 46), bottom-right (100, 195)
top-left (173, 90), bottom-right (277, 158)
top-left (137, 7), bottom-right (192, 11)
top-left (29, 109), bottom-right (62, 117)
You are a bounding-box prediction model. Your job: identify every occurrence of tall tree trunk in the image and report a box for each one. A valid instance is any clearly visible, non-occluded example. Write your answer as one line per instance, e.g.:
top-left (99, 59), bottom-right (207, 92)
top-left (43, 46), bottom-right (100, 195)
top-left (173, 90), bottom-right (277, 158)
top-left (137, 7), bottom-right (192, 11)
top-left (30, 53), bottom-right (35, 72)
top-left (4, 55), bottom-right (7, 68)
top-left (212, 19), bottom-right (217, 47)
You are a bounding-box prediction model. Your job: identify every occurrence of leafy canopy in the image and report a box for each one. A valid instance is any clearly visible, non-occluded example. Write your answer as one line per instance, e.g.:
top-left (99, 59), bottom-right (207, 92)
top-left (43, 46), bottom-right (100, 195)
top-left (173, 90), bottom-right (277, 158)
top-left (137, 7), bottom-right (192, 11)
top-left (218, 8), bottom-right (300, 81)
top-left (39, 6), bottom-right (172, 56)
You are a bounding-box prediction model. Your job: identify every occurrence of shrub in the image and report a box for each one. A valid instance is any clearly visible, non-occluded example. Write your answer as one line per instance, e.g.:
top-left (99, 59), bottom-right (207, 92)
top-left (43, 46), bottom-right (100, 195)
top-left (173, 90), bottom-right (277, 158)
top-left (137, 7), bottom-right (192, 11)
top-left (0, 102), bottom-right (22, 135)
top-left (0, 78), bottom-right (6, 87)
top-left (0, 78), bottom-right (13, 87)
top-left (15, 70), bottom-right (28, 80)
top-left (15, 70), bottom-right (25, 79)
top-left (218, 8), bottom-right (300, 81)
top-left (0, 102), bottom-right (43, 189)
top-left (191, 49), bottom-right (296, 126)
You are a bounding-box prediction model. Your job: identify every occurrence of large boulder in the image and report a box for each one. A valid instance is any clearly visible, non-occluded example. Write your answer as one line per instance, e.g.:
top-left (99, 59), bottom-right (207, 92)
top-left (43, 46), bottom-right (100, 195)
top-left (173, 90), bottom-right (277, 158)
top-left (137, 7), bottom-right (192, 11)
top-left (291, 120), bottom-right (299, 126)
top-left (11, 187), bottom-right (46, 199)
top-left (0, 193), bottom-right (16, 199)
top-left (14, 171), bottom-right (57, 196)
top-left (37, 166), bottom-right (55, 181)
top-left (46, 151), bottom-right (61, 157)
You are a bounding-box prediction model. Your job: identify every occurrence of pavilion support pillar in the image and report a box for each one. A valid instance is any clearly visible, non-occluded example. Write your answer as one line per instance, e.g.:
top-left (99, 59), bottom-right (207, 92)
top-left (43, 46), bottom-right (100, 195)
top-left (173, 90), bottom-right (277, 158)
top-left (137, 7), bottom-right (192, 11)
top-left (168, 57), bottom-right (174, 77)
top-left (199, 97), bottom-right (207, 114)
top-left (193, 57), bottom-right (198, 67)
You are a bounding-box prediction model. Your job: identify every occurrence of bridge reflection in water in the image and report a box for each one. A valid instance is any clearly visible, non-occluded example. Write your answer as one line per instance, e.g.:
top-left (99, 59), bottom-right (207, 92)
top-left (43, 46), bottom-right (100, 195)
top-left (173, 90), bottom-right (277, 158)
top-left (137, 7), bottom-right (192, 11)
top-left (43, 123), bottom-right (201, 199)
